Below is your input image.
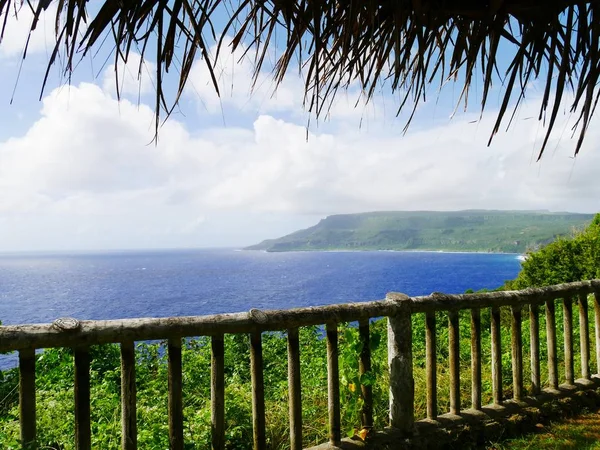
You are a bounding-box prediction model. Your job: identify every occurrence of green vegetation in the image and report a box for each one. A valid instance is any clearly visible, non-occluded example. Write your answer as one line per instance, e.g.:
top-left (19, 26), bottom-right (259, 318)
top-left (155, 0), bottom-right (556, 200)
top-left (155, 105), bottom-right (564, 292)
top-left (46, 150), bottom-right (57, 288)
top-left (506, 213), bottom-right (600, 288)
top-left (488, 412), bottom-right (600, 450)
top-left (1, 214), bottom-right (599, 449)
top-left (246, 210), bottom-right (595, 253)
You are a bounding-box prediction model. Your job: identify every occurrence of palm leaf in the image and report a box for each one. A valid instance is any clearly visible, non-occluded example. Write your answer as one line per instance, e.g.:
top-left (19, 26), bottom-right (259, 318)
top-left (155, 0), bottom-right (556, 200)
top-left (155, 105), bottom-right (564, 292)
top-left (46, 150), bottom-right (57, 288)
top-left (0, 0), bottom-right (598, 157)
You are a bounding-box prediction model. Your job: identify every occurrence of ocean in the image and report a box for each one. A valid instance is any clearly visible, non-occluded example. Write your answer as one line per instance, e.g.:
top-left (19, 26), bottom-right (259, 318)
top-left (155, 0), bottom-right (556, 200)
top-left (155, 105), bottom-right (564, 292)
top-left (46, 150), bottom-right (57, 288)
top-left (0, 249), bottom-right (522, 326)
top-left (0, 249), bottom-right (523, 370)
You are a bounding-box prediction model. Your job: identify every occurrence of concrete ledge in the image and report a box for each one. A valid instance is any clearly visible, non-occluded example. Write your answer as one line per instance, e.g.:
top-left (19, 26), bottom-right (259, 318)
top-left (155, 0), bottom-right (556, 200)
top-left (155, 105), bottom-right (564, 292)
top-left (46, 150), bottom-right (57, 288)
top-left (307, 376), bottom-right (600, 449)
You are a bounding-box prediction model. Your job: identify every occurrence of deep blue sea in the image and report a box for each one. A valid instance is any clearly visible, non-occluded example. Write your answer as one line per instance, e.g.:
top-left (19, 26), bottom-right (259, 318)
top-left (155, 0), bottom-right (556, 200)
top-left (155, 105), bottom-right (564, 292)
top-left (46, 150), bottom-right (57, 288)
top-left (0, 249), bottom-right (522, 369)
top-left (0, 249), bottom-right (522, 326)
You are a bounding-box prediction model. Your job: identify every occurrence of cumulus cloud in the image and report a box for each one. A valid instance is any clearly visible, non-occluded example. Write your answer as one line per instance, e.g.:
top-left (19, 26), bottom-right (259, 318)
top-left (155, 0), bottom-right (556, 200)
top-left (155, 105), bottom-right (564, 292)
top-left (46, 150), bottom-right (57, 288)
top-left (102, 52), bottom-right (157, 98)
top-left (186, 37), bottom-right (381, 125)
top-left (0, 3), bottom-right (57, 59)
top-left (0, 80), bottom-right (598, 251)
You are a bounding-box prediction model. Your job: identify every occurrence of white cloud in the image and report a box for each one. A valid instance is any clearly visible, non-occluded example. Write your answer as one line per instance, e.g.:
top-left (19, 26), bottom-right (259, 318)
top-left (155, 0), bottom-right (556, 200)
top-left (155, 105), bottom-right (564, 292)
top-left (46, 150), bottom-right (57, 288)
top-left (102, 52), bottom-right (156, 98)
top-left (186, 37), bottom-right (382, 125)
top-left (187, 37), bottom-right (303, 115)
top-left (0, 81), bottom-right (598, 252)
top-left (0, 3), bottom-right (57, 59)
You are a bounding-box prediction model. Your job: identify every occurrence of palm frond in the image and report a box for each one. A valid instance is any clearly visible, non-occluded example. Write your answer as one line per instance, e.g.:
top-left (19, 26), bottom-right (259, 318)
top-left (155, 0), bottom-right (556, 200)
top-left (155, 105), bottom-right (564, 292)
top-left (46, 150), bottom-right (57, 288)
top-left (1, 0), bottom-right (598, 157)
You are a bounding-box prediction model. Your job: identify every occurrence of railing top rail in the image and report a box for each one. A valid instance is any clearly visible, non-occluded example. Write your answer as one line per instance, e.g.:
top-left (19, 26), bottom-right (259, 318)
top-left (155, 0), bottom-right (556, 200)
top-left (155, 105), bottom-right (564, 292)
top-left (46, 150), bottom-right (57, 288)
top-left (408, 279), bottom-right (600, 313)
top-left (1, 280), bottom-right (598, 352)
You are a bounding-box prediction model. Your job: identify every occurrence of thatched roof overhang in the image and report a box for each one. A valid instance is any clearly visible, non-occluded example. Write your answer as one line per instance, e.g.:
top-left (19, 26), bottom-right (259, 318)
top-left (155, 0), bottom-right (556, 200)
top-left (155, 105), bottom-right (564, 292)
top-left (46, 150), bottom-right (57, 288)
top-left (0, 0), bottom-right (598, 158)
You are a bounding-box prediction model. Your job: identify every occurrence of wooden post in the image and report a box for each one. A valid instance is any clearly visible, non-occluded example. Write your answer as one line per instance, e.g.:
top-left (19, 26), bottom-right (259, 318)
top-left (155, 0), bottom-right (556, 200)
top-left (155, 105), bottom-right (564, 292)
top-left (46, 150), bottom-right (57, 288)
top-left (511, 306), bottom-right (523, 401)
top-left (491, 307), bottom-right (502, 405)
top-left (326, 322), bottom-right (341, 446)
top-left (595, 292), bottom-right (600, 375)
top-left (448, 311), bottom-right (460, 415)
top-left (211, 335), bottom-right (225, 450)
top-left (563, 297), bottom-right (574, 385)
top-left (287, 328), bottom-right (302, 450)
top-left (387, 294), bottom-right (413, 433)
top-left (358, 319), bottom-right (373, 430)
top-left (529, 304), bottom-right (541, 395)
top-left (121, 341), bottom-right (137, 450)
top-left (470, 309), bottom-right (482, 410)
top-left (250, 332), bottom-right (266, 450)
top-left (74, 348), bottom-right (91, 450)
top-left (168, 338), bottom-right (184, 450)
top-left (425, 312), bottom-right (437, 419)
top-left (19, 349), bottom-right (36, 449)
top-left (546, 299), bottom-right (558, 390)
top-left (579, 294), bottom-right (591, 380)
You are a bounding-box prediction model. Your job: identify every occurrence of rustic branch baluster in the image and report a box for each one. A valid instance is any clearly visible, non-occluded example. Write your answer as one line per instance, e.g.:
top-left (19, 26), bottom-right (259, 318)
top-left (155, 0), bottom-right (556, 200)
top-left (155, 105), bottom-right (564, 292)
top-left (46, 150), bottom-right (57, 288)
top-left (579, 293), bottom-right (591, 380)
top-left (287, 328), bottom-right (302, 450)
top-left (449, 311), bottom-right (460, 415)
top-left (511, 306), bottom-right (523, 401)
top-left (121, 341), bottom-right (137, 450)
top-left (211, 335), bottom-right (225, 450)
top-left (250, 332), bottom-right (267, 450)
top-left (326, 322), bottom-right (341, 446)
top-left (546, 299), bottom-right (558, 390)
top-left (426, 311), bottom-right (437, 419)
top-left (491, 306), bottom-right (502, 405)
top-left (471, 308), bottom-right (482, 410)
top-left (168, 338), bottom-right (184, 450)
top-left (74, 348), bottom-right (91, 450)
top-left (358, 319), bottom-right (373, 431)
top-left (387, 295), bottom-right (414, 434)
top-left (3, 281), bottom-right (600, 450)
top-left (19, 349), bottom-right (36, 449)
top-left (529, 304), bottom-right (541, 395)
top-left (563, 297), bottom-right (575, 385)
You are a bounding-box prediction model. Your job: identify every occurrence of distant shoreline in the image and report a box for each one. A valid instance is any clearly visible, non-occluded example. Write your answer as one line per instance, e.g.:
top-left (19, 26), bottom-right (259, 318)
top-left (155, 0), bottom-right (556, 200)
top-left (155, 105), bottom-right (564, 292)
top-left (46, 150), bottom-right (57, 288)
top-left (243, 248), bottom-right (525, 256)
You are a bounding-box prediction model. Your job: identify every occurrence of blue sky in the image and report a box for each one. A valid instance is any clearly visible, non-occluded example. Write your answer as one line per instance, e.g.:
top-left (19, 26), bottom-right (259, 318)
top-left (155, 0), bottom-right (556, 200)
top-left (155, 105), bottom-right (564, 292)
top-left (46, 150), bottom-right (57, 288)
top-left (0, 6), bottom-right (598, 252)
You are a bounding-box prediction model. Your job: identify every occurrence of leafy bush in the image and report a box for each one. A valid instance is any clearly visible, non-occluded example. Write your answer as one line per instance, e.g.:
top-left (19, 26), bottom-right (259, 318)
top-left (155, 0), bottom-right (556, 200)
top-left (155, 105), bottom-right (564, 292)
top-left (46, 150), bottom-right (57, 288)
top-left (507, 213), bottom-right (600, 288)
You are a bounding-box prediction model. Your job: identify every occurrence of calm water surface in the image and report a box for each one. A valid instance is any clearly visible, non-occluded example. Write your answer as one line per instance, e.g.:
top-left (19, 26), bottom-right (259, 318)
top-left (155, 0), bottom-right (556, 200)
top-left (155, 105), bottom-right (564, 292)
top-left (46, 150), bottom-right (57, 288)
top-left (0, 249), bottom-right (522, 369)
top-left (0, 249), bottom-right (522, 326)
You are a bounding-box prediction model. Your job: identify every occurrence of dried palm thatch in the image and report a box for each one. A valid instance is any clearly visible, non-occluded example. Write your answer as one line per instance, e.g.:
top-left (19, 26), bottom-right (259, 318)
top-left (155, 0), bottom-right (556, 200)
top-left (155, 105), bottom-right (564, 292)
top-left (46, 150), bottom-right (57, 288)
top-left (1, 0), bottom-right (599, 158)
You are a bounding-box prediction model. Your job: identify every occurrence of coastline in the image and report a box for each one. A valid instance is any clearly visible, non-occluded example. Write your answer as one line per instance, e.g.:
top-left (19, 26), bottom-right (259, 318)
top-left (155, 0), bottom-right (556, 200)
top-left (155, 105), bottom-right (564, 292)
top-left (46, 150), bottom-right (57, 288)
top-left (243, 248), bottom-right (525, 256)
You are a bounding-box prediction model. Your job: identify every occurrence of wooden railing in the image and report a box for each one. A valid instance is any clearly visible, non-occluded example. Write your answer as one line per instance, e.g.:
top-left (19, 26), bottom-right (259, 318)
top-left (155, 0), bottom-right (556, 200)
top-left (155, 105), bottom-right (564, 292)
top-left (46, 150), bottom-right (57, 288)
top-left (1, 280), bottom-right (600, 449)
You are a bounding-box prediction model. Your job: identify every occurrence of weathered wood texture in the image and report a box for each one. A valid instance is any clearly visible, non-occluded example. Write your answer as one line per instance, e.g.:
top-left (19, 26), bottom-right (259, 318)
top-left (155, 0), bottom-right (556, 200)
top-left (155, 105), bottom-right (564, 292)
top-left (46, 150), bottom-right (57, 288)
top-left (387, 294), bottom-right (414, 433)
top-left (6, 280), bottom-right (600, 450)
top-left (121, 341), bottom-right (137, 450)
top-left (211, 335), bottom-right (225, 450)
top-left (2, 281), bottom-right (598, 353)
top-left (19, 349), bottom-right (36, 448)
top-left (74, 348), bottom-right (91, 450)
top-left (250, 332), bottom-right (267, 450)
top-left (511, 306), bottom-right (523, 401)
top-left (448, 311), bottom-right (460, 415)
top-left (326, 323), bottom-right (341, 446)
top-left (287, 328), bottom-right (302, 450)
top-left (168, 339), bottom-right (184, 450)
top-left (470, 309), bottom-right (481, 410)
top-left (529, 304), bottom-right (541, 395)
top-left (491, 307), bottom-right (502, 405)
top-left (546, 299), bottom-right (559, 390)
top-left (426, 312), bottom-right (437, 419)
top-left (358, 319), bottom-right (373, 430)
top-left (579, 294), bottom-right (591, 380)
top-left (563, 297), bottom-right (575, 385)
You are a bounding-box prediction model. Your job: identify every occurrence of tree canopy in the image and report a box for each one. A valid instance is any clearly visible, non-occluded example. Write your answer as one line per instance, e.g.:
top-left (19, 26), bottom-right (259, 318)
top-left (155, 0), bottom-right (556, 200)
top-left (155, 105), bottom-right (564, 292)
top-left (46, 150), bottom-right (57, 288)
top-left (1, 1), bottom-right (600, 157)
top-left (508, 213), bottom-right (600, 289)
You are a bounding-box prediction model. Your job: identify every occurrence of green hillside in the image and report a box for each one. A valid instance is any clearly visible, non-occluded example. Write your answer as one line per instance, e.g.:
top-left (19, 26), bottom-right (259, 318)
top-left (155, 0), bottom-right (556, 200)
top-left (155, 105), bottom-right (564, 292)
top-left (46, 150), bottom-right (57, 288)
top-left (245, 210), bottom-right (595, 253)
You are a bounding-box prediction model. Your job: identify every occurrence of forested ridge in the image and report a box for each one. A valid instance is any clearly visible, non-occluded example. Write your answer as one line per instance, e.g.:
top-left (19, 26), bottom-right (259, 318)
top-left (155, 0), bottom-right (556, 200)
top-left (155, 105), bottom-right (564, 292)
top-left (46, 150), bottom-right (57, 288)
top-left (246, 210), bottom-right (594, 253)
